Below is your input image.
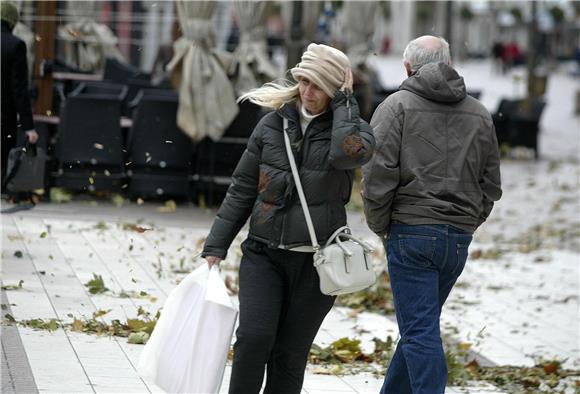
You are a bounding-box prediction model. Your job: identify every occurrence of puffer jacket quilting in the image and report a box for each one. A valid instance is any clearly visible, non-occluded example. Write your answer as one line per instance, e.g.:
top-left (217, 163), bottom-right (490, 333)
top-left (202, 91), bottom-right (375, 258)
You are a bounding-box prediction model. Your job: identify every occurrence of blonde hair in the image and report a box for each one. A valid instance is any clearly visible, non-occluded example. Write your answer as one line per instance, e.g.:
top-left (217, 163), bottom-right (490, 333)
top-left (238, 78), bottom-right (300, 110)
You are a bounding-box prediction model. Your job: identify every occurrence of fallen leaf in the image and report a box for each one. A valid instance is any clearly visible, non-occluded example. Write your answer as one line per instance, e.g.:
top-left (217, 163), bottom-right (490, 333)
top-left (128, 331), bottom-right (149, 344)
top-left (93, 309), bottom-right (111, 319)
top-left (84, 274), bottom-right (109, 294)
top-left (464, 359), bottom-right (480, 372)
top-left (542, 361), bottom-right (559, 375)
top-left (1, 280), bottom-right (24, 290)
top-left (157, 200), bottom-right (177, 213)
top-left (71, 318), bottom-right (83, 331)
top-left (4, 313), bottom-right (15, 322)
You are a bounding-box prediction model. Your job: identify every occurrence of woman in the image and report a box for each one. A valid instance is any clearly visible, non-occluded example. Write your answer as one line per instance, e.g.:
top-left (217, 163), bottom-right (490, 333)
top-left (202, 43), bottom-right (375, 394)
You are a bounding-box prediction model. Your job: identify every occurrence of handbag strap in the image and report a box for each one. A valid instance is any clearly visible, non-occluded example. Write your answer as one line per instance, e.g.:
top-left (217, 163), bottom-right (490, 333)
top-left (282, 118), bottom-right (320, 252)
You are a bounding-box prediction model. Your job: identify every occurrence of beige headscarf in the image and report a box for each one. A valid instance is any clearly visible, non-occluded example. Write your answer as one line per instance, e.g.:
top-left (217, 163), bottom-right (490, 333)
top-left (291, 43), bottom-right (350, 98)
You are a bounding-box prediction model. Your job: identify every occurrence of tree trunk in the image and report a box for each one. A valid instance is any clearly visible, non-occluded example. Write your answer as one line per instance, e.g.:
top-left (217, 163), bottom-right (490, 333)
top-left (525, 1), bottom-right (539, 113)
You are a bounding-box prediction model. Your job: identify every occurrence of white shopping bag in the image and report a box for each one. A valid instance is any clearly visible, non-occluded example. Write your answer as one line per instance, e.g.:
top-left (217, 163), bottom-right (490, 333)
top-left (138, 264), bottom-right (238, 393)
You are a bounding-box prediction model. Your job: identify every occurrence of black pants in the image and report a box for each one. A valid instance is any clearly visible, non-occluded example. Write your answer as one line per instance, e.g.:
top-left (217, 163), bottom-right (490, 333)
top-left (229, 239), bottom-right (335, 394)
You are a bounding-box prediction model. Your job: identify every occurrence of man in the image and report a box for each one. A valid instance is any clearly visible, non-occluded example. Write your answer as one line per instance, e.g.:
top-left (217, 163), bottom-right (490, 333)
top-left (1, 1), bottom-right (38, 207)
top-left (361, 36), bottom-right (502, 393)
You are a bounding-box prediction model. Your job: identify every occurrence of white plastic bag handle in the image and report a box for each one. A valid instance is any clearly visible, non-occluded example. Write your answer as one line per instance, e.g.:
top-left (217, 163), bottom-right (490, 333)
top-left (205, 265), bottom-right (236, 309)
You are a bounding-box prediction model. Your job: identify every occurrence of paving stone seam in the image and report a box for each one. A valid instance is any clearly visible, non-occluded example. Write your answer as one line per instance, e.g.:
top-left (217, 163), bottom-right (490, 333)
top-left (12, 218), bottom-right (97, 393)
top-left (107, 226), bottom-right (170, 298)
top-left (1, 284), bottom-right (39, 394)
top-left (72, 223), bottom-right (154, 392)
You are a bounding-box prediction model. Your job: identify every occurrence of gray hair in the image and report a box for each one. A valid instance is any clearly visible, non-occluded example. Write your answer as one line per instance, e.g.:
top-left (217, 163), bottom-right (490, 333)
top-left (403, 37), bottom-right (451, 72)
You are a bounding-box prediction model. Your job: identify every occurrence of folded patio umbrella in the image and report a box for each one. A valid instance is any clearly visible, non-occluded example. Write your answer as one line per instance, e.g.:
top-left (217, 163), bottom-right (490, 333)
top-left (57, 1), bottom-right (124, 72)
top-left (167, 0), bottom-right (239, 142)
top-left (343, 1), bottom-right (378, 69)
top-left (229, 1), bottom-right (279, 96)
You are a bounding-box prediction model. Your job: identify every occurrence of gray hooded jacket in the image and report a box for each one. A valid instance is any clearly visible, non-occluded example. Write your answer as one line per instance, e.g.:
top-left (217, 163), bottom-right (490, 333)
top-left (362, 62), bottom-right (502, 235)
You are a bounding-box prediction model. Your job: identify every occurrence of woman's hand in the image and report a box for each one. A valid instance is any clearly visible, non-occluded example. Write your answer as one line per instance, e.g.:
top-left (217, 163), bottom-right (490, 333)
top-left (340, 67), bottom-right (353, 94)
top-left (205, 256), bottom-right (222, 268)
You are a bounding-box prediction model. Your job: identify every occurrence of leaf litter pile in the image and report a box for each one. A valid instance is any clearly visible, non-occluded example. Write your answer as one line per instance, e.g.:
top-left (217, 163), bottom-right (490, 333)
top-left (306, 334), bottom-right (579, 392)
top-left (3, 307), bottom-right (159, 346)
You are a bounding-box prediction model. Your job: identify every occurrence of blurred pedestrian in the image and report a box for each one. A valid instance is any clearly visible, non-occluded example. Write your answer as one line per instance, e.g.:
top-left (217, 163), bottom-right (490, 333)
top-left (1, 1), bottom-right (38, 208)
top-left (491, 39), bottom-right (504, 73)
top-left (503, 40), bottom-right (522, 72)
top-left (361, 35), bottom-right (502, 394)
top-left (202, 43), bottom-right (375, 394)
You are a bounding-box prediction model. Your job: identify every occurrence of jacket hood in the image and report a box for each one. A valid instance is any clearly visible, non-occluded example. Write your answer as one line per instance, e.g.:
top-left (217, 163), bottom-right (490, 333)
top-left (400, 62), bottom-right (466, 103)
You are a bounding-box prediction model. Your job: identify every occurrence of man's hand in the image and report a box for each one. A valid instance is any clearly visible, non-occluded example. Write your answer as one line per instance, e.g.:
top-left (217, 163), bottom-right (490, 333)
top-left (205, 256), bottom-right (222, 268)
top-left (341, 67), bottom-right (353, 94)
top-left (25, 130), bottom-right (38, 144)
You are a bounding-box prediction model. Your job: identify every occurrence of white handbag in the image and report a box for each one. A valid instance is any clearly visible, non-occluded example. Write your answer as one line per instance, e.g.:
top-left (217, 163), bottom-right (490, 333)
top-left (283, 119), bottom-right (376, 295)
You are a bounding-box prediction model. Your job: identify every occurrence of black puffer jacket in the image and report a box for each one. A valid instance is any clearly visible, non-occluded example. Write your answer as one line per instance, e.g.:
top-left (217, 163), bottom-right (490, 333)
top-left (202, 91), bottom-right (375, 258)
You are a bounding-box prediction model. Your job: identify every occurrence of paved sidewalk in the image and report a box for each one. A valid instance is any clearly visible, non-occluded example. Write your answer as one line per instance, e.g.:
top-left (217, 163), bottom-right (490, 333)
top-left (1, 204), bottom-right (510, 394)
top-left (1, 198), bottom-right (577, 393)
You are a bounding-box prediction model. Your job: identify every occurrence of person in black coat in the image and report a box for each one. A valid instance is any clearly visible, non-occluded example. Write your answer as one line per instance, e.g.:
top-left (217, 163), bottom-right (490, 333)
top-left (1, 2), bottom-right (38, 202)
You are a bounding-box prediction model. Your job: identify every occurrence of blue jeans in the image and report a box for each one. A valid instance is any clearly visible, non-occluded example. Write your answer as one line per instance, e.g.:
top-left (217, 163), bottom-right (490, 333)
top-left (381, 224), bottom-right (472, 394)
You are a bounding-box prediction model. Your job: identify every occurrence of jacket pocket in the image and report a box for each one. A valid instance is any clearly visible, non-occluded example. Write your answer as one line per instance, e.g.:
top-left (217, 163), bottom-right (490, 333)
top-left (451, 242), bottom-right (470, 276)
top-left (257, 164), bottom-right (287, 204)
top-left (398, 234), bottom-right (438, 268)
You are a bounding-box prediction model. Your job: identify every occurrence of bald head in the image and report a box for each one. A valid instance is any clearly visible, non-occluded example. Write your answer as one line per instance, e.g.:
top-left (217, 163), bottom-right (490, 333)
top-left (414, 35), bottom-right (444, 50)
top-left (403, 35), bottom-right (451, 76)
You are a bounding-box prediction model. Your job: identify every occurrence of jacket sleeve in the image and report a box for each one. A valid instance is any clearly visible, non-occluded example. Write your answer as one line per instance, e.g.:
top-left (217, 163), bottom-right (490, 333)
top-left (361, 98), bottom-right (403, 237)
top-left (201, 122), bottom-right (263, 258)
top-left (11, 40), bottom-right (34, 132)
top-left (328, 91), bottom-right (375, 170)
top-left (477, 125), bottom-right (502, 227)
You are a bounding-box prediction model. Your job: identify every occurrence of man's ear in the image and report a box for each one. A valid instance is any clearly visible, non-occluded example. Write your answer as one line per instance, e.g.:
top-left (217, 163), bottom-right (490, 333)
top-left (404, 60), bottom-right (413, 77)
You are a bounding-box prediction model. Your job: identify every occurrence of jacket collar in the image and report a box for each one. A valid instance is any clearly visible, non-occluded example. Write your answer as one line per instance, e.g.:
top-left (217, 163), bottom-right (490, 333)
top-left (277, 101), bottom-right (332, 133)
